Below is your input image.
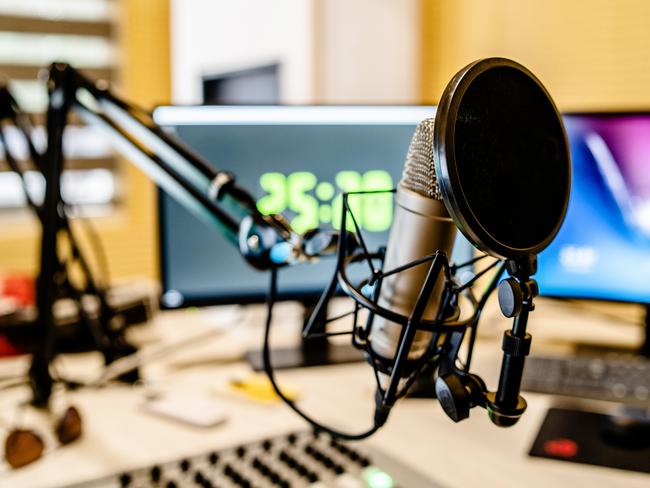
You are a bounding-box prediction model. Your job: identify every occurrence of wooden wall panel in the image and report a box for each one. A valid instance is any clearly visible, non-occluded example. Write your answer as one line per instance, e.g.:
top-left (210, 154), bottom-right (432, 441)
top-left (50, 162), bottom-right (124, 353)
top-left (421, 0), bottom-right (650, 111)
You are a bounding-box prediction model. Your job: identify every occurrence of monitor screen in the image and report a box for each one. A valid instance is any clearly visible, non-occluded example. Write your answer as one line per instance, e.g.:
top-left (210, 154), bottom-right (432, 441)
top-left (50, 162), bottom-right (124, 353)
top-left (537, 113), bottom-right (650, 304)
top-left (153, 106), bottom-right (475, 308)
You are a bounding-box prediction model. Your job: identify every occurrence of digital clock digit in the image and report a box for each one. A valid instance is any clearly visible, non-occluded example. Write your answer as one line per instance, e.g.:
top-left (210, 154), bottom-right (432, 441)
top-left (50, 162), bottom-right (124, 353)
top-left (256, 170), bottom-right (394, 233)
top-left (287, 172), bottom-right (319, 233)
top-left (257, 172), bottom-right (287, 215)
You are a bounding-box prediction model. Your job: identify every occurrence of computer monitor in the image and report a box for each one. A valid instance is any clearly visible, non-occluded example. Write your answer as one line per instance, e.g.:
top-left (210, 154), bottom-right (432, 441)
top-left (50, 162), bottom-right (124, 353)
top-left (537, 113), bottom-right (650, 306)
top-left (153, 105), bottom-right (475, 310)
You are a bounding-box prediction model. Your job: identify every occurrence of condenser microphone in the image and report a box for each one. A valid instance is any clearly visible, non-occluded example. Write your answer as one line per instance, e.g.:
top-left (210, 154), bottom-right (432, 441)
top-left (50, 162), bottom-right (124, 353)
top-left (370, 119), bottom-right (457, 368)
top-left (298, 57), bottom-right (570, 437)
top-left (364, 57), bottom-right (570, 429)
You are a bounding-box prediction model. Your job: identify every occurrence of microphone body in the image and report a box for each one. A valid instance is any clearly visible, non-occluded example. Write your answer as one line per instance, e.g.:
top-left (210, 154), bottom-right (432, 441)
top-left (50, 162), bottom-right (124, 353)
top-left (372, 185), bottom-right (456, 361)
top-left (370, 118), bottom-right (457, 366)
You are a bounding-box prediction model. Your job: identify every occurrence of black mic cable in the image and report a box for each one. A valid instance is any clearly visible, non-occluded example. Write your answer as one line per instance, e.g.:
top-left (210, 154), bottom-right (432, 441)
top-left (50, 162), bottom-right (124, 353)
top-left (262, 269), bottom-right (383, 441)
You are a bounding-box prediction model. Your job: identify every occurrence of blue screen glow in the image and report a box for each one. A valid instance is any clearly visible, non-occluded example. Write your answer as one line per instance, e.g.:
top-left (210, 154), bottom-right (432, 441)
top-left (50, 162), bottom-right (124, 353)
top-left (537, 114), bottom-right (650, 304)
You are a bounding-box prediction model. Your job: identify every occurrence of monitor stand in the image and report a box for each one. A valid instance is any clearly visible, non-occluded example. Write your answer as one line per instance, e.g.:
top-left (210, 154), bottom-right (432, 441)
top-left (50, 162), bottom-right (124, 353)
top-left (574, 303), bottom-right (650, 357)
top-left (245, 298), bottom-right (363, 371)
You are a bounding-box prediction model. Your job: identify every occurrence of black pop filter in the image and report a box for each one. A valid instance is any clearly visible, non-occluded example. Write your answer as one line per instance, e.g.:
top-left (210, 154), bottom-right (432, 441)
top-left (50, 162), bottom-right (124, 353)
top-left (434, 58), bottom-right (571, 259)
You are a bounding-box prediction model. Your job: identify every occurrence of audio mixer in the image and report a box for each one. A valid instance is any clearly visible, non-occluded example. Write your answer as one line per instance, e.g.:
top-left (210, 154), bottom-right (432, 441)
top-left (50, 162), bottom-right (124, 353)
top-left (65, 430), bottom-right (437, 488)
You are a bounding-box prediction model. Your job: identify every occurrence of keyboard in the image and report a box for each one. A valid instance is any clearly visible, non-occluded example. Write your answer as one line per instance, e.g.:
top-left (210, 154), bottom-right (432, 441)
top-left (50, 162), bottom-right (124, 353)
top-left (522, 354), bottom-right (650, 403)
top-left (66, 429), bottom-right (437, 488)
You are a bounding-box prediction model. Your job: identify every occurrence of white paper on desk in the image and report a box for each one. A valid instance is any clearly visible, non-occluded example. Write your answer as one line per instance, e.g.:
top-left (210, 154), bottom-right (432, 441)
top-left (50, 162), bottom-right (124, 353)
top-left (141, 393), bottom-right (229, 428)
top-left (93, 311), bottom-right (243, 386)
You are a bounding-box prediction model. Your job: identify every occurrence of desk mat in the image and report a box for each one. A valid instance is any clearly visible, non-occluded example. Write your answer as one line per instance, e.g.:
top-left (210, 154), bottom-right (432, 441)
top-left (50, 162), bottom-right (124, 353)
top-left (529, 407), bottom-right (650, 474)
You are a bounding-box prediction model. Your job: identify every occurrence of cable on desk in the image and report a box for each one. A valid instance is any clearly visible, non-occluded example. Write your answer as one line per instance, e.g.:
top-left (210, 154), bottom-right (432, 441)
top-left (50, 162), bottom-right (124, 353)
top-left (0, 378), bottom-right (28, 393)
top-left (262, 269), bottom-right (381, 441)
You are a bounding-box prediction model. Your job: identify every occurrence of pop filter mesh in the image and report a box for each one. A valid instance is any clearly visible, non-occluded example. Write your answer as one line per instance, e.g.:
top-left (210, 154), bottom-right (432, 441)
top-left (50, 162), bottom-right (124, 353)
top-left (453, 66), bottom-right (569, 252)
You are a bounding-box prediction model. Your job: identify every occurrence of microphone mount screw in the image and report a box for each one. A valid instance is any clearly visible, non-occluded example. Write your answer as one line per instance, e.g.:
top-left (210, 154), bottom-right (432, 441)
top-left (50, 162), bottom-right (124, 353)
top-left (246, 234), bottom-right (260, 252)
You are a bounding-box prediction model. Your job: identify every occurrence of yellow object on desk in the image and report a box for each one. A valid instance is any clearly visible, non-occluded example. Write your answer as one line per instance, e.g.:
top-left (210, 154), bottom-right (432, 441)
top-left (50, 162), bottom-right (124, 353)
top-left (229, 374), bottom-right (300, 403)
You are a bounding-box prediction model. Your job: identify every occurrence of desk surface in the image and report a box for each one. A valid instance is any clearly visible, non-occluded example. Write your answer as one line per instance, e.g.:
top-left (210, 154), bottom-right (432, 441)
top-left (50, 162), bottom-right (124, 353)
top-left (1, 299), bottom-right (648, 488)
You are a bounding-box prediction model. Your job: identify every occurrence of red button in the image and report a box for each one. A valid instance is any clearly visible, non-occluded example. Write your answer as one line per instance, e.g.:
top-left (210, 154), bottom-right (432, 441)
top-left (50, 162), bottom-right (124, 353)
top-left (543, 438), bottom-right (578, 458)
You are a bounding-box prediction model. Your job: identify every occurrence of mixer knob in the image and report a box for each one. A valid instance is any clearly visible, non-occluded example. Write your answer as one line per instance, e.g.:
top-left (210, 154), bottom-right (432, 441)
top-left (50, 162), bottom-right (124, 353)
top-left (118, 473), bottom-right (132, 487)
top-left (194, 471), bottom-right (205, 484)
top-left (150, 465), bottom-right (161, 482)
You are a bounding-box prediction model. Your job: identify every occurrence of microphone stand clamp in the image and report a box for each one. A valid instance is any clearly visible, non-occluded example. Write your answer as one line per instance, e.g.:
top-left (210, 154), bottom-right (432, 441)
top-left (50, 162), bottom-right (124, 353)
top-left (485, 254), bottom-right (538, 426)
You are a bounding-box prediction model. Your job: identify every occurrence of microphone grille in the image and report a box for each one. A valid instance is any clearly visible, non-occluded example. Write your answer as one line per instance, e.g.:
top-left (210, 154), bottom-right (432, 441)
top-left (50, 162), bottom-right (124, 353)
top-left (400, 118), bottom-right (442, 200)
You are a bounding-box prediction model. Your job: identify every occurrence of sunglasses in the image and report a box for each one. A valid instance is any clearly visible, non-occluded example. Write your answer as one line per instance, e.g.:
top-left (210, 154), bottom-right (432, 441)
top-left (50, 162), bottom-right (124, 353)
top-left (4, 406), bottom-right (82, 469)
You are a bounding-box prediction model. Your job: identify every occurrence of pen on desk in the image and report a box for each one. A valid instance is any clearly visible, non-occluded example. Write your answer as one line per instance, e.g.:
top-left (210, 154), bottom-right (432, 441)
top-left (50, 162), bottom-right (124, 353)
top-left (228, 374), bottom-right (301, 403)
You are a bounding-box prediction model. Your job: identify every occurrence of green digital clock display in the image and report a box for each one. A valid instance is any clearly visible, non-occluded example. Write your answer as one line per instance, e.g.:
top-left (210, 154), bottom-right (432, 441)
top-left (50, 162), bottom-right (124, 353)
top-left (256, 170), bottom-right (394, 233)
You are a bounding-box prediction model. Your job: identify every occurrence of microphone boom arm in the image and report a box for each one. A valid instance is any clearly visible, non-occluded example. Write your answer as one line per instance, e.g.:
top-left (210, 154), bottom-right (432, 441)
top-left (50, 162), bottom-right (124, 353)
top-left (48, 63), bottom-right (306, 270)
top-left (27, 63), bottom-right (318, 407)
